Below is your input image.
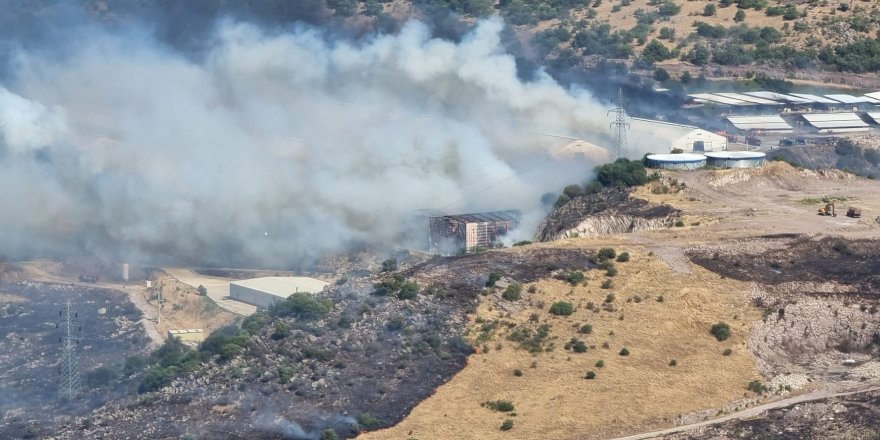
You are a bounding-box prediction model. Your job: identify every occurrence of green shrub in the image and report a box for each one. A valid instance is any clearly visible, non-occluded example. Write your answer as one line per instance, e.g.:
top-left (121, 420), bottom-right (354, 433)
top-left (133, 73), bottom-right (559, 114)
top-left (397, 281), bottom-right (420, 300)
top-left (321, 429), bottom-right (340, 440)
top-left (579, 324), bottom-right (593, 334)
top-left (674, 220), bottom-right (685, 227)
top-left (568, 271), bottom-right (585, 285)
top-left (197, 285), bottom-right (208, 296)
top-left (598, 248), bottom-right (617, 260)
top-left (513, 369), bottom-right (523, 377)
top-left (595, 359), bottom-right (605, 368)
top-left (549, 301), bottom-right (574, 316)
top-left (747, 380), bottom-right (767, 394)
top-left (669, 359), bottom-right (677, 366)
top-left (619, 347), bottom-right (630, 356)
top-left (484, 400), bottom-right (516, 412)
top-left (616, 252), bottom-right (630, 262)
top-left (572, 340), bottom-right (588, 353)
top-left (380, 258), bottom-right (397, 272)
top-left (358, 413), bottom-right (383, 430)
top-left (271, 292), bottom-right (333, 321)
top-left (723, 348), bottom-right (733, 356)
top-left (500, 419), bottom-right (515, 431)
top-left (585, 370), bottom-right (597, 379)
top-left (86, 365), bottom-right (122, 388)
top-left (486, 272), bottom-right (502, 287)
top-left (604, 293), bottom-right (615, 304)
top-left (513, 240), bottom-right (532, 247)
top-left (594, 159), bottom-right (652, 189)
top-left (711, 322), bottom-right (732, 341)
top-left (503, 283), bottom-right (523, 301)
top-left (601, 280), bottom-right (613, 289)
top-left (606, 266), bottom-right (618, 277)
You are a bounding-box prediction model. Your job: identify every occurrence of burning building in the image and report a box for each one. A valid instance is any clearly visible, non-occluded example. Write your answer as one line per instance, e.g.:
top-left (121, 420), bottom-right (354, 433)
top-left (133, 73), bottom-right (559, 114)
top-left (428, 210), bottom-right (521, 255)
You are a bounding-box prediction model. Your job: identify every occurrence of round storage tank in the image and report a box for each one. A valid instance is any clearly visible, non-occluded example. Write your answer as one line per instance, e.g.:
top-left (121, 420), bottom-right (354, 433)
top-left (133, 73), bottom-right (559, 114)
top-left (704, 151), bottom-right (766, 168)
top-left (645, 153), bottom-right (707, 170)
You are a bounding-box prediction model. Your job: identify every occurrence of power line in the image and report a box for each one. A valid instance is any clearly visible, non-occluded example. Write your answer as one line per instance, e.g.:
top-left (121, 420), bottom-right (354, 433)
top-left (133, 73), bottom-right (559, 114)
top-left (608, 89), bottom-right (630, 160)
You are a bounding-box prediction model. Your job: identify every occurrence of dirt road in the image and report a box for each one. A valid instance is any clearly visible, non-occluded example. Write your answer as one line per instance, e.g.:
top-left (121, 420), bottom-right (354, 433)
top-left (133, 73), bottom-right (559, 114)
top-left (16, 261), bottom-right (164, 348)
top-left (611, 385), bottom-right (880, 440)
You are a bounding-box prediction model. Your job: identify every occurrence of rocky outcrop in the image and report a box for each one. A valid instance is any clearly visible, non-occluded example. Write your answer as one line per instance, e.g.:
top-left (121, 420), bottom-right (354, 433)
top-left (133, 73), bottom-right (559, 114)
top-left (536, 188), bottom-right (680, 241)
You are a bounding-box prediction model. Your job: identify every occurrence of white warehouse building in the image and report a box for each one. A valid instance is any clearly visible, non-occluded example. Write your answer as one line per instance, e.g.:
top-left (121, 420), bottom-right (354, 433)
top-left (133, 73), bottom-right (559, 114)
top-left (229, 276), bottom-right (329, 308)
top-left (629, 117), bottom-right (727, 156)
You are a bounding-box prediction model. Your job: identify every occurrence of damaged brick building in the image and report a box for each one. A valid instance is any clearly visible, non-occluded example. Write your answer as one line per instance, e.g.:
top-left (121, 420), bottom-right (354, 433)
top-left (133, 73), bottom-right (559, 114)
top-left (427, 210), bottom-right (521, 255)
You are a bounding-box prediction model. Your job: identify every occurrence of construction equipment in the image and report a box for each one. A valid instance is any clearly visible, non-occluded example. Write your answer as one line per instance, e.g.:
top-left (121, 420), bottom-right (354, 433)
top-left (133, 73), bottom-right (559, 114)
top-left (846, 207), bottom-right (862, 218)
top-left (818, 203), bottom-right (836, 217)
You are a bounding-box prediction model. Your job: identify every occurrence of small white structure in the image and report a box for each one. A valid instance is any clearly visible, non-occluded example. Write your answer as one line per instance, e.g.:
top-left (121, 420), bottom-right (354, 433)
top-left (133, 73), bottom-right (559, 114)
top-left (630, 118), bottom-right (727, 154)
top-left (229, 277), bottom-right (329, 308)
top-left (168, 329), bottom-right (206, 343)
top-left (549, 139), bottom-right (612, 163)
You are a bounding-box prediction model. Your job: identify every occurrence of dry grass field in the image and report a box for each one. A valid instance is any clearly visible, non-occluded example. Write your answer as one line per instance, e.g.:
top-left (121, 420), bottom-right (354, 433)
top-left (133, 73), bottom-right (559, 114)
top-left (362, 247), bottom-right (762, 439)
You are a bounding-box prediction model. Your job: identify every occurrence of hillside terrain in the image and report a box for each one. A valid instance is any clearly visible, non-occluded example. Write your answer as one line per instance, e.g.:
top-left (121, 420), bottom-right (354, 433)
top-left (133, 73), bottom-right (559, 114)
top-left (0, 160), bottom-right (874, 440)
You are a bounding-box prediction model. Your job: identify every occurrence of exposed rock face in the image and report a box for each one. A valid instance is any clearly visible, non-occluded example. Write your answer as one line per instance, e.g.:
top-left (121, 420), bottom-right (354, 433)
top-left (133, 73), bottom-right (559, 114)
top-left (535, 188), bottom-right (680, 241)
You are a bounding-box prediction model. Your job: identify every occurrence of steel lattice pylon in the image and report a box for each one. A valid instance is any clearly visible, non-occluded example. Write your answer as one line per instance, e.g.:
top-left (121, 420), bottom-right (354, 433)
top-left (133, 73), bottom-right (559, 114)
top-left (608, 89), bottom-right (630, 160)
top-left (58, 296), bottom-right (81, 400)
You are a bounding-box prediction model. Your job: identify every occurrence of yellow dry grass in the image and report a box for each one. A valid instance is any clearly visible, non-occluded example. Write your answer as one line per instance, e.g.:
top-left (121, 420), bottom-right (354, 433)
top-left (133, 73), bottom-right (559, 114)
top-left (152, 273), bottom-right (235, 335)
top-left (360, 247), bottom-right (762, 440)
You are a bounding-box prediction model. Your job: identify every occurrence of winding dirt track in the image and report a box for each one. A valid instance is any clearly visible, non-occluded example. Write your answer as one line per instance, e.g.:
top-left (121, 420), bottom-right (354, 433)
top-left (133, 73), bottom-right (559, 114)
top-left (610, 385), bottom-right (880, 440)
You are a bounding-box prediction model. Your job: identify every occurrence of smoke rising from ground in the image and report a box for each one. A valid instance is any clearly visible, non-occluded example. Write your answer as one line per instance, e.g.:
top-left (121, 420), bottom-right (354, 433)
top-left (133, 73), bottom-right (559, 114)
top-left (0, 18), bottom-right (609, 266)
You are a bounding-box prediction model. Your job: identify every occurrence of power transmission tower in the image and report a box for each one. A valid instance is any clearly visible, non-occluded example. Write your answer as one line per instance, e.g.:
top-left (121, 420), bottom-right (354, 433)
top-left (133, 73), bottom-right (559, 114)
top-left (608, 89), bottom-right (630, 160)
top-left (58, 296), bottom-right (82, 400)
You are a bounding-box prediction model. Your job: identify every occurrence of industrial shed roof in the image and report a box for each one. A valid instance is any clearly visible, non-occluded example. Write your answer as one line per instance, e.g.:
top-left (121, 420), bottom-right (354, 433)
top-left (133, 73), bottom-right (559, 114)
top-left (688, 93), bottom-right (755, 106)
top-left (725, 115), bottom-right (793, 131)
top-left (789, 93), bottom-right (840, 104)
top-left (713, 92), bottom-right (781, 105)
top-left (802, 113), bottom-right (869, 129)
top-left (432, 210), bottom-right (521, 224)
top-left (864, 112), bottom-right (880, 124)
top-left (230, 277), bottom-right (329, 298)
top-left (863, 92), bottom-right (880, 102)
top-left (744, 91), bottom-right (813, 104)
top-left (824, 94), bottom-right (880, 104)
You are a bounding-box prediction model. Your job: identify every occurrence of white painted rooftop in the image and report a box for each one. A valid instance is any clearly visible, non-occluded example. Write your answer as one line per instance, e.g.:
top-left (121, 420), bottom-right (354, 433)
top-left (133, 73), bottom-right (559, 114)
top-left (725, 115), bottom-right (793, 131)
top-left (230, 276), bottom-right (329, 298)
top-left (646, 153), bottom-right (707, 162)
top-left (824, 94), bottom-right (880, 104)
top-left (789, 93), bottom-right (840, 104)
top-left (688, 93), bottom-right (755, 106)
top-left (744, 91), bottom-right (813, 104)
top-left (704, 151), bottom-right (766, 159)
top-left (714, 92), bottom-right (781, 105)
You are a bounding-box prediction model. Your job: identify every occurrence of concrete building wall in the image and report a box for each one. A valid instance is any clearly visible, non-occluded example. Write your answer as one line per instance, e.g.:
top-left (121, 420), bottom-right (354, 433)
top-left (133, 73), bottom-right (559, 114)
top-left (230, 283), bottom-right (287, 308)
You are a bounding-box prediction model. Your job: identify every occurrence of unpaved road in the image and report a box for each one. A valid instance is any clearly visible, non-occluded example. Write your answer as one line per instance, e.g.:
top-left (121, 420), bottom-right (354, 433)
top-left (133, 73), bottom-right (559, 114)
top-left (15, 261), bottom-right (164, 348)
top-left (611, 385), bottom-right (880, 440)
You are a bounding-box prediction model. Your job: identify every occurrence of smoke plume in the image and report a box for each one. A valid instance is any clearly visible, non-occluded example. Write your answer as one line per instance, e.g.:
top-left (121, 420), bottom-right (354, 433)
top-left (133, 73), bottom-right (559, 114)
top-left (0, 17), bottom-right (610, 266)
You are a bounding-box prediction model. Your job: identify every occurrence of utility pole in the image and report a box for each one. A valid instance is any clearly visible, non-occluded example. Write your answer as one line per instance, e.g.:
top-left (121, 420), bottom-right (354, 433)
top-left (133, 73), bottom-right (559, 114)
top-left (608, 89), bottom-right (630, 160)
top-left (58, 296), bottom-right (82, 400)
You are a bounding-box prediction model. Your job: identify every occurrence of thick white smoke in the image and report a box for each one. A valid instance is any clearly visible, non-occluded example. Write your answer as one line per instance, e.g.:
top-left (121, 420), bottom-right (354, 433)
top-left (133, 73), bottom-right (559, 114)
top-left (0, 18), bottom-right (609, 266)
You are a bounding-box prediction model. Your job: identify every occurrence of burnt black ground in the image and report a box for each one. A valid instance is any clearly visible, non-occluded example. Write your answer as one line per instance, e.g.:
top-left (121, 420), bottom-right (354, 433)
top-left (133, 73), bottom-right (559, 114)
top-left (0, 283), bottom-right (144, 439)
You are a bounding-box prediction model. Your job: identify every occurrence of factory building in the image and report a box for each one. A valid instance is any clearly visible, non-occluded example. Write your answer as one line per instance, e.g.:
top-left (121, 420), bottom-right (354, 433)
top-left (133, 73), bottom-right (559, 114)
top-left (428, 210), bottom-right (521, 256)
top-left (725, 115), bottom-right (793, 134)
top-left (630, 117), bottom-right (727, 154)
top-left (229, 277), bottom-right (329, 308)
top-left (800, 113), bottom-right (870, 134)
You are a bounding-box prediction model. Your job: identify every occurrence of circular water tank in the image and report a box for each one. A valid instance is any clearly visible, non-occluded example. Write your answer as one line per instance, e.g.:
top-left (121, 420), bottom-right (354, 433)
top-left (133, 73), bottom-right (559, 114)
top-left (704, 151), bottom-right (766, 168)
top-left (645, 153), bottom-right (707, 170)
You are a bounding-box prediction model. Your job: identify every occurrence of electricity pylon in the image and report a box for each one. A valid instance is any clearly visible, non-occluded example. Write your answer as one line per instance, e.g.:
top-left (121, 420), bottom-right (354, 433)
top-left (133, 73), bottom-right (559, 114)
top-left (608, 89), bottom-right (630, 160)
top-left (58, 296), bottom-right (82, 400)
